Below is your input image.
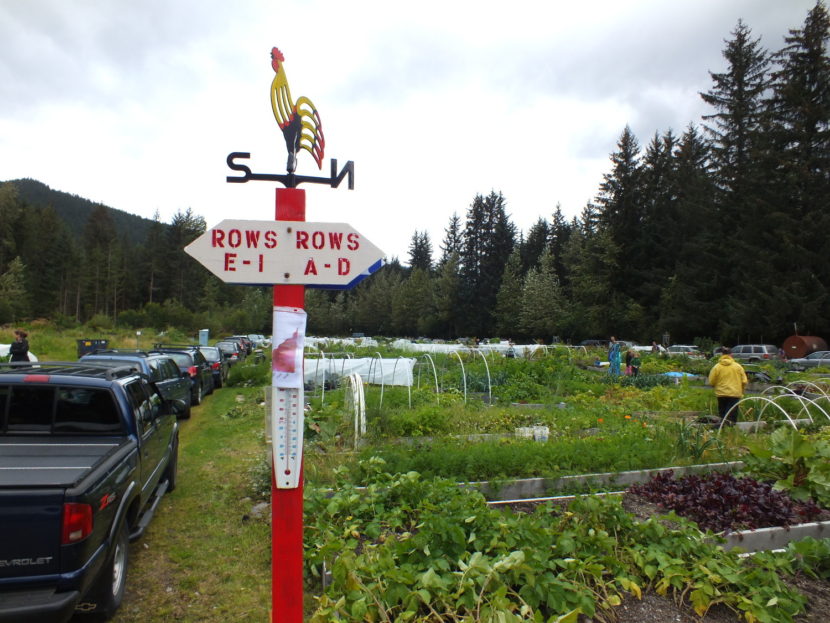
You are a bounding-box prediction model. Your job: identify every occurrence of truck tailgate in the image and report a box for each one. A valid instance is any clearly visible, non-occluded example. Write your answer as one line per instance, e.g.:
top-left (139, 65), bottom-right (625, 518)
top-left (0, 438), bottom-right (124, 488)
top-left (0, 438), bottom-right (126, 582)
top-left (0, 489), bottom-right (64, 579)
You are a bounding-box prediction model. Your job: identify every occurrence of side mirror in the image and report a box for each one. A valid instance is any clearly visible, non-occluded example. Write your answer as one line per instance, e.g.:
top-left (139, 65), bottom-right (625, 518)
top-left (162, 398), bottom-right (187, 416)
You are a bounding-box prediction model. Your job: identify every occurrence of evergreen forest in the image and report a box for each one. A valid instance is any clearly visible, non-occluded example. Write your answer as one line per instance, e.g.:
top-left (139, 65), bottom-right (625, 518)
top-left (1, 4), bottom-right (829, 345)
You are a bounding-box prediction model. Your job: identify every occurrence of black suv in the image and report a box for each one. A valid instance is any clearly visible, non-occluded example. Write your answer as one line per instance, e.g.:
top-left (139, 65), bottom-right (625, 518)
top-left (80, 350), bottom-right (194, 418)
top-left (152, 345), bottom-right (214, 406)
top-left (215, 340), bottom-right (243, 366)
top-left (197, 345), bottom-right (229, 389)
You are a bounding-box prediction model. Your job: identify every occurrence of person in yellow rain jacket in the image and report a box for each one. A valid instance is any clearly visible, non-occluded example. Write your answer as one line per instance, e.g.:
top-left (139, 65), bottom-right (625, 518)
top-left (708, 347), bottom-right (748, 424)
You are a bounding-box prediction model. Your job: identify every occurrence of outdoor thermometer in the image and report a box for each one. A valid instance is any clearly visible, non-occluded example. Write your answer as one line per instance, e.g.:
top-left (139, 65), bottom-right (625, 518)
top-left (270, 306), bottom-right (307, 489)
top-left (271, 387), bottom-right (303, 488)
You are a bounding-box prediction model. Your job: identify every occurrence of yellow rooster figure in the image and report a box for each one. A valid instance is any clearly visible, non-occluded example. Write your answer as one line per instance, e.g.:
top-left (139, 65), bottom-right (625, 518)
top-left (270, 47), bottom-right (325, 174)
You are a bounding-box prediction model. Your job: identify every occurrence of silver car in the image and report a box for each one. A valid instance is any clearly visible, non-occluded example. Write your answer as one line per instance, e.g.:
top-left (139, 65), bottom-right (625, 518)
top-left (789, 351), bottom-right (830, 371)
top-left (731, 344), bottom-right (778, 363)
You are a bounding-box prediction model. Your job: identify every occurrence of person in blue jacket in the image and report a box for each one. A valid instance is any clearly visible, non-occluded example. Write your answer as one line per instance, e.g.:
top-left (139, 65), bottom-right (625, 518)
top-left (608, 336), bottom-right (621, 376)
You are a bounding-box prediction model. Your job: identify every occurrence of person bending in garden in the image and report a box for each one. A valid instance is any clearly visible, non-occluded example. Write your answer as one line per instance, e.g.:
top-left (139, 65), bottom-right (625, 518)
top-left (708, 347), bottom-right (748, 424)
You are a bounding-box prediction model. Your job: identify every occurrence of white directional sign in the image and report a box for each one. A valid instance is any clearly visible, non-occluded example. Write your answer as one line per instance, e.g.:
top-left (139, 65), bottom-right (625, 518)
top-left (184, 219), bottom-right (385, 288)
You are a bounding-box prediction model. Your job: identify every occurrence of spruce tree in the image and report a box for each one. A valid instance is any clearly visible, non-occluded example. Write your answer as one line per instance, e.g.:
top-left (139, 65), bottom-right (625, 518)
top-left (549, 205), bottom-right (572, 289)
top-left (437, 213), bottom-right (463, 268)
top-left (0, 183), bottom-right (23, 271)
top-left (458, 192), bottom-right (516, 337)
top-left (407, 231), bottom-right (433, 272)
top-left (701, 19), bottom-right (771, 206)
top-left (518, 248), bottom-right (563, 341)
top-left (433, 252), bottom-right (461, 339)
top-left (595, 126), bottom-right (643, 296)
top-left (700, 20), bottom-right (773, 340)
top-left (0, 257), bottom-right (29, 322)
top-left (764, 1), bottom-right (830, 337)
top-left (636, 130), bottom-right (678, 316)
top-left (165, 208), bottom-right (207, 310)
top-left (493, 248), bottom-right (524, 338)
top-left (520, 217), bottom-right (550, 272)
top-left (656, 125), bottom-right (720, 341)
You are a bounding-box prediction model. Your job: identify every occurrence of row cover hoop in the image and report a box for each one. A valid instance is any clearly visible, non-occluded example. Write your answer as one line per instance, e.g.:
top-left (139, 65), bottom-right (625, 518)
top-left (716, 388), bottom-right (830, 434)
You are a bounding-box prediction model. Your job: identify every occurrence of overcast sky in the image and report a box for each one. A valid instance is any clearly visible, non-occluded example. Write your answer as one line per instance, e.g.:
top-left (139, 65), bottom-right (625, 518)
top-left (0, 0), bottom-right (818, 263)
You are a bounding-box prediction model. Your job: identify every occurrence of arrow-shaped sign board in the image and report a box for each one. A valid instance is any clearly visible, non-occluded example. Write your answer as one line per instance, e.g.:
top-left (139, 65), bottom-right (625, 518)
top-left (185, 219), bottom-right (385, 288)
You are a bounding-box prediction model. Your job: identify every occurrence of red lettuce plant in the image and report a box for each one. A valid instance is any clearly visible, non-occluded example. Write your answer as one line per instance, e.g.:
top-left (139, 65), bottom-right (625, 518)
top-left (628, 470), bottom-right (821, 532)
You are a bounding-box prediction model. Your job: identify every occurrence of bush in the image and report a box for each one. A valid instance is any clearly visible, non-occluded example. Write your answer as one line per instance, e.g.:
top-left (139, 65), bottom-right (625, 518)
top-left (227, 359), bottom-right (270, 387)
top-left (117, 308), bottom-right (146, 329)
top-left (87, 313), bottom-right (114, 331)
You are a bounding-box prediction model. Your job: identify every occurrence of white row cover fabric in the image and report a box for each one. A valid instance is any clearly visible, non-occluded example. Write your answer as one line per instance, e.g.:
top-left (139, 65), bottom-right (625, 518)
top-left (389, 339), bottom-right (552, 357)
top-left (304, 356), bottom-right (415, 386)
top-left (306, 336), bottom-right (379, 349)
top-left (0, 345), bottom-right (40, 362)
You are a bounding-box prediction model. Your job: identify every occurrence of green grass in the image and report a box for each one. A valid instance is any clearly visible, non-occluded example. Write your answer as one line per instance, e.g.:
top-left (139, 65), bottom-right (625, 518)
top-left (1, 322), bottom-right (202, 362)
top-left (109, 386), bottom-right (272, 623)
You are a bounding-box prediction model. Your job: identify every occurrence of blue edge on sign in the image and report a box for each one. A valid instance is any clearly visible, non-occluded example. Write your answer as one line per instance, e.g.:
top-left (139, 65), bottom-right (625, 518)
top-left (233, 258), bottom-right (385, 290)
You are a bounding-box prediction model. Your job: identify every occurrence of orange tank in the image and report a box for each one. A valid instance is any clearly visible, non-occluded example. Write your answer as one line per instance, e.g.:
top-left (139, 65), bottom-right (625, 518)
top-left (782, 335), bottom-right (827, 359)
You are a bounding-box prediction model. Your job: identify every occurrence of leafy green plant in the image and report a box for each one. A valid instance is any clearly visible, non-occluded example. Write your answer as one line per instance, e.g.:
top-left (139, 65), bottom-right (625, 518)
top-left (226, 358), bottom-right (270, 387)
top-left (353, 426), bottom-right (678, 483)
top-left (305, 463), bottom-right (811, 622)
top-left (600, 373), bottom-right (674, 389)
top-left (741, 426), bottom-right (830, 506)
top-left (672, 420), bottom-right (724, 462)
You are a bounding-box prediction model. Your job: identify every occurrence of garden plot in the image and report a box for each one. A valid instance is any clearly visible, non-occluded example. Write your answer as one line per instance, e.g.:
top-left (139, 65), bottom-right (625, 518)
top-left (301, 347), bottom-right (830, 621)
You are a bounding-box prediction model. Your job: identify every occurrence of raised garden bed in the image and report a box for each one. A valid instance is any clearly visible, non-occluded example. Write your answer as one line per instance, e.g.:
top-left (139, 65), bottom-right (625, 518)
top-left (468, 461), bottom-right (743, 500)
top-left (483, 465), bottom-right (830, 554)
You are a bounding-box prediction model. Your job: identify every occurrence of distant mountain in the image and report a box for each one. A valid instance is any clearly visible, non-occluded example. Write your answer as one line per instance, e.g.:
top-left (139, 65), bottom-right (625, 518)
top-left (2, 178), bottom-right (159, 244)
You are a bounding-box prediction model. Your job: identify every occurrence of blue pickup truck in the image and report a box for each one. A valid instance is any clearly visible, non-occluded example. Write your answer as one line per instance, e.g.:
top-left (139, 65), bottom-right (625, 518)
top-left (0, 362), bottom-right (180, 622)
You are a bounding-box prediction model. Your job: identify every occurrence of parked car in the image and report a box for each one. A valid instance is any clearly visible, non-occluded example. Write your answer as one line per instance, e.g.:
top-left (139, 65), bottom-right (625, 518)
top-left (79, 350), bottom-right (193, 418)
top-left (666, 345), bottom-right (705, 358)
top-left (227, 335), bottom-right (254, 356)
top-left (577, 339), bottom-right (609, 348)
top-left (788, 350), bottom-right (830, 371)
top-left (198, 345), bottom-right (229, 389)
top-left (215, 340), bottom-right (243, 366)
top-left (223, 337), bottom-right (249, 360)
top-left (247, 334), bottom-right (270, 348)
top-left (151, 345), bottom-right (215, 406)
top-left (0, 361), bottom-right (179, 621)
top-left (730, 344), bottom-right (779, 363)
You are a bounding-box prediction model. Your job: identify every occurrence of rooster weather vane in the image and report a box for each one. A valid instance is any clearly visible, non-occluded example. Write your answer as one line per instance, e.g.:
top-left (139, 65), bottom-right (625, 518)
top-left (226, 47), bottom-right (353, 189)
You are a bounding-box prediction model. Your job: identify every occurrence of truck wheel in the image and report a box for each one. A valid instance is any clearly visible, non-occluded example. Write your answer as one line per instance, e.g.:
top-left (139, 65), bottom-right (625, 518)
top-left (85, 521), bottom-right (129, 619)
top-left (165, 436), bottom-right (179, 492)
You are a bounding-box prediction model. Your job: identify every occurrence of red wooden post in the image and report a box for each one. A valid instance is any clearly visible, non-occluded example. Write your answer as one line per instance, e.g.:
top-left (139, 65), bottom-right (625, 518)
top-left (272, 187), bottom-right (305, 623)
